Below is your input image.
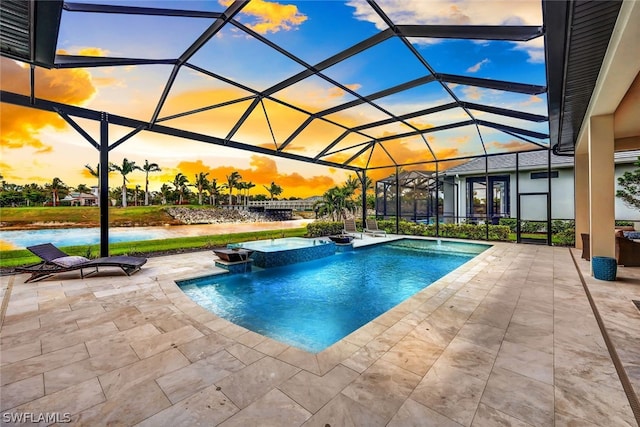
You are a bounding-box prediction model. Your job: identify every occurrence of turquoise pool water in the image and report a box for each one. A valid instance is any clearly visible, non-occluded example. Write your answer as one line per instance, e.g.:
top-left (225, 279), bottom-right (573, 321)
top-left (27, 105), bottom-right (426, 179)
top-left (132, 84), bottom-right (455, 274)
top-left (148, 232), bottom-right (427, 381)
top-left (179, 239), bottom-right (489, 353)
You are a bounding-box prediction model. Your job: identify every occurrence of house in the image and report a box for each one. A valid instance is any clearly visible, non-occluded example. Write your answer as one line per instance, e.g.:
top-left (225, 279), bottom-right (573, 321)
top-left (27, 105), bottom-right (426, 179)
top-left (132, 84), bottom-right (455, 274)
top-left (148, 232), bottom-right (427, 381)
top-left (375, 150), bottom-right (640, 224)
top-left (60, 192), bottom-right (99, 206)
top-left (441, 150), bottom-right (640, 223)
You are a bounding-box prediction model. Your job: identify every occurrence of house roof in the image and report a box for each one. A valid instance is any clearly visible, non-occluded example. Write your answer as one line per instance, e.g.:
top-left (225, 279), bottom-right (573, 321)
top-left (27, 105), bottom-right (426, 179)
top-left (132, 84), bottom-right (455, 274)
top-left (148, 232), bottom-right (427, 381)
top-left (443, 149), bottom-right (640, 176)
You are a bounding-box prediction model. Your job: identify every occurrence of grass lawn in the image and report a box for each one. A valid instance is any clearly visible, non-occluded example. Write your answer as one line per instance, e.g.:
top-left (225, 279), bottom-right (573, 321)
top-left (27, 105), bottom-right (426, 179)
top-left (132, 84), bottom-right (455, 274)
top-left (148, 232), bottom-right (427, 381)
top-left (0, 206), bottom-right (181, 228)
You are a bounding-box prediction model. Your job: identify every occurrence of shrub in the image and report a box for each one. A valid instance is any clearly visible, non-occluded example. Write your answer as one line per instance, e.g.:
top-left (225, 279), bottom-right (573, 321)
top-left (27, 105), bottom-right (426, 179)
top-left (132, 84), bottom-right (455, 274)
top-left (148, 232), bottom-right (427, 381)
top-left (306, 221), bottom-right (345, 237)
top-left (555, 228), bottom-right (576, 246)
top-left (498, 218), bottom-right (517, 232)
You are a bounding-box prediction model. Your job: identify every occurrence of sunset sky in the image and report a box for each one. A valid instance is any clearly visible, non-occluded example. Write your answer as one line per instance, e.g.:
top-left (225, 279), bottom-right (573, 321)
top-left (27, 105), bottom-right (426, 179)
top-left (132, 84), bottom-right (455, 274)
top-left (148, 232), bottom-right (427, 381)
top-left (0, 0), bottom-right (549, 199)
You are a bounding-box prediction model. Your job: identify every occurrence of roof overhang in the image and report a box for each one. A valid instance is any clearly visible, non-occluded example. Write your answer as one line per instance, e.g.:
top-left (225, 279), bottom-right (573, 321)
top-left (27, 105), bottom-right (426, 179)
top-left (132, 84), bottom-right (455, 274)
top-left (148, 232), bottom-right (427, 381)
top-left (544, 0), bottom-right (623, 155)
top-left (0, 0), bottom-right (63, 68)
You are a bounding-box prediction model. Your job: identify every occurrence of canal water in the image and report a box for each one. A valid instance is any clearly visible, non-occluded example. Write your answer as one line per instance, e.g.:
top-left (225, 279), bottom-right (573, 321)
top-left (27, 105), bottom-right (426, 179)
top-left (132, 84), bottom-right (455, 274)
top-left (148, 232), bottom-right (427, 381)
top-left (0, 219), bottom-right (312, 250)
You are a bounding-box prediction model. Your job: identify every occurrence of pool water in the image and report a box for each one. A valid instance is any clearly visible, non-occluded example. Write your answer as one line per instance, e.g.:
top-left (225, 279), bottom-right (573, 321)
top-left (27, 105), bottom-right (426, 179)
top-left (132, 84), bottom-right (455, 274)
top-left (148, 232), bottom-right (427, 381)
top-left (179, 239), bottom-right (489, 353)
top-left (230, 237), bottom-right (329, 252)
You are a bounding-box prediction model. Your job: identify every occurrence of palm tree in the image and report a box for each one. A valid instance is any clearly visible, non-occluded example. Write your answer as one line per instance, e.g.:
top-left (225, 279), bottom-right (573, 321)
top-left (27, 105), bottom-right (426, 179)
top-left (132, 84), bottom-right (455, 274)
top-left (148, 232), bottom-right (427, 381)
top-left (109, 158), bottom-right (142, 207)
top-left (264, 181), bottom-right (283, 201)
top-left (193, 172), bottom-right (210, 205)
top-left (159, 183), bottom-right (172, 205)
top-left (226, 171), bottom-right (242, 205)
top-left (209, 178), bottom-right (226, 206)
top-left (84, 163), bottom-right (110, 206)
top-left (75, 183), bottom-right (92, 194)
top-left (314, 186), bottom-right (354, 221)
top-left (142, 160), bottom-right (161, 206)
top-left (134, 184), bottom-right (141, 206)
top-left (45, 177), bottom-right (68, 207)
top-left (172, 173), bottom-right (189, 204)
top-left (244, 181), bottom-right (255, 206)
top-left (236, 182), bottom-right (247, 205)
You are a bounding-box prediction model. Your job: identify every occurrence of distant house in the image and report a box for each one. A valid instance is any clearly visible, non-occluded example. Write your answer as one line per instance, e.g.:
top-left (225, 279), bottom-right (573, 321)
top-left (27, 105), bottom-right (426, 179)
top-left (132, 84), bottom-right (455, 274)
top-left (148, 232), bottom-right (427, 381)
top-left (61, 192), bottom-right (98, 206)
top-left (375, 150), bottom-right (640, 223)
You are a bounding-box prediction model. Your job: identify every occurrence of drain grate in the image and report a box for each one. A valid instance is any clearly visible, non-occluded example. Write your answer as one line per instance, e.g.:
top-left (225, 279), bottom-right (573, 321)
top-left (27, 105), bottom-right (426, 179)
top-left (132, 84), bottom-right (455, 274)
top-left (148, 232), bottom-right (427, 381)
top-left (633, 300), bottom-right (640, 312)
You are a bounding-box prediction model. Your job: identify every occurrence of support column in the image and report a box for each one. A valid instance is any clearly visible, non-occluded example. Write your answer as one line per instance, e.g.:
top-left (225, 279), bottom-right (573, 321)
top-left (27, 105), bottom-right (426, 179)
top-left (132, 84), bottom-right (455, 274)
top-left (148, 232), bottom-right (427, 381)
top-left (99, 113), bottom-right (110, 257)
top-left (574, 151), bottom-right (589, 249)
top-left (395, 167), bottom-right (400, 234)
top-left (361, 170), bottom-right (367, 227)
top-left (588, 114), bottom-right (615, 261)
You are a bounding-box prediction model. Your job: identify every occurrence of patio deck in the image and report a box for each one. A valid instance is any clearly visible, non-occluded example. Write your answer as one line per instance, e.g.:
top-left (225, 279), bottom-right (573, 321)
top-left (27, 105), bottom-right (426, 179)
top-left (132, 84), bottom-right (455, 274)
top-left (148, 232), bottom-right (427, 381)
top-left (1, 238), bottom-right (638, 426)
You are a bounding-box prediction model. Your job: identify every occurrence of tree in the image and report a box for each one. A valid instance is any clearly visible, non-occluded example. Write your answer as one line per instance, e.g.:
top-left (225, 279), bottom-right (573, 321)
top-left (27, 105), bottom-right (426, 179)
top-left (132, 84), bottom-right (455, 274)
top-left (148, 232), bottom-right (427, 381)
top-left (172, 173), bottom-right (189, 205)
top-left (244, 181), bottom-right (255, 206)
top-left (193, 172), bottom-right (210, 205)
top-left (616, 156), bottom-right (640, 210)
top-left (264, 181), bottom-right (283, 201)
top-left (314, 185), bottom-right (355, 221)
top-left (85, 163), bottom-right (111, 206)
top-left (75, 184), bottom-right (92, 194)
top-left (208, 178), bottom-right (226, 206)
top-left (159, 183), bottom-right (172, 205)
top-left (142, 160), bottom-right (161, 206)
top-left (226, 171), bottom-right (242, 205)
top-left (45, 177), bottom-right (68, 207)
top-left (134, 184), bottom-right (141, 206)
top-left (110, 158), bottom-right (142, 207)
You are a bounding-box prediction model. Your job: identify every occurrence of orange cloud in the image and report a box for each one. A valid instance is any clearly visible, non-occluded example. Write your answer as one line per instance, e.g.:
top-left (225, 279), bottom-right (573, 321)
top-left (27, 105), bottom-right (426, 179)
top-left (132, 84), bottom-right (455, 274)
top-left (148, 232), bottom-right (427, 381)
top-left (164, 155), bottom-right (338, 198)
top-left (0, 58), bottom-right (97, 150)
top-left (486, 140), bottom-right (533, 151)
top-left (220, 0), bottom-right (307, 34)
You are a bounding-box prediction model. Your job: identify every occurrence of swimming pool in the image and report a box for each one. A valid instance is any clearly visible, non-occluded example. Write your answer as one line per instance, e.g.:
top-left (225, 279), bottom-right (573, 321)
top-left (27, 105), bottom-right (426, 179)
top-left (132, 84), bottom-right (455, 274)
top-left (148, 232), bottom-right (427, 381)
top-left (179, 239), bottom-right (489, 353)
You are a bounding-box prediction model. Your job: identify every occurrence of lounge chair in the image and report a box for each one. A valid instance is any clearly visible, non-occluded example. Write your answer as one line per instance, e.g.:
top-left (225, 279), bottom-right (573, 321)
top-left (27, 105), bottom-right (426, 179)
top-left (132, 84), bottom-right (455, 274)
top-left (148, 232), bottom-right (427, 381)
top-left (343, 218), bottom-right (362, 239)
top-left (15, 243), bottom-right (147, 283)
top-left (616, 236), bottom-right (640, 266)
top-left (364, 219), bottom-right (387, 237)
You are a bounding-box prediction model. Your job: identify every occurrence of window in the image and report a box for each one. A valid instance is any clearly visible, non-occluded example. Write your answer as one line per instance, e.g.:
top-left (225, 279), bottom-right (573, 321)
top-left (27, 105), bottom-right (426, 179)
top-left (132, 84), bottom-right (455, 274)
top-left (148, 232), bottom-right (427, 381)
top-left (531, 171), bottom-right (559, 179)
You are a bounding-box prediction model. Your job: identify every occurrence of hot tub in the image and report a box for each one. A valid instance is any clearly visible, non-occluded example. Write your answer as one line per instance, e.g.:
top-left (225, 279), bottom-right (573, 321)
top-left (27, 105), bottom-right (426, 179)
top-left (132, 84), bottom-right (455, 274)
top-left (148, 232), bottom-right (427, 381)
top-left (229, 237), bottom-right (335, 268)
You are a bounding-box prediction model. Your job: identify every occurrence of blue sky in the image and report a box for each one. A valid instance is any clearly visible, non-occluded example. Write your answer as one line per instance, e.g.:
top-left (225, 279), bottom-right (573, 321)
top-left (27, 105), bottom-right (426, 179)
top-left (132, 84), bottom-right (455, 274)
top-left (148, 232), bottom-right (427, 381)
top-left (1, 0), bottom-right (549, 197)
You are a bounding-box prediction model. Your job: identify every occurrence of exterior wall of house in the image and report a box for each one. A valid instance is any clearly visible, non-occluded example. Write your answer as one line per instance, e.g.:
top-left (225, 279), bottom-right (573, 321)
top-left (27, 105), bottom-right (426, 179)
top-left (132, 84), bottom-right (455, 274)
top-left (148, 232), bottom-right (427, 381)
top-left (454, 163), bottom-right (639, 223)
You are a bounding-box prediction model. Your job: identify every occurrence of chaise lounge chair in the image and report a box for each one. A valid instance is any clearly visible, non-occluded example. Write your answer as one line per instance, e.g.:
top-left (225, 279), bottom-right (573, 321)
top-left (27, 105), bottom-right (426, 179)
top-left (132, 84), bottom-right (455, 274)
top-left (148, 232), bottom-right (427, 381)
top-left (364, 219), bottom-right (387, 237)
top-left (343, 218), bottom-right (362, 239)
top-left (15, 243), bottom-right (147, 283)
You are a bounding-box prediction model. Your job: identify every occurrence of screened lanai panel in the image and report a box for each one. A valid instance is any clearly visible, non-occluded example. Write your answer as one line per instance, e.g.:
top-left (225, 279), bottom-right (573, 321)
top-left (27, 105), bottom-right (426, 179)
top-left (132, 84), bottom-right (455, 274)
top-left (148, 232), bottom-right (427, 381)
top-left (58, 8), bottom-right (213, 59)
top-left (405, 107), bottom-right (470, 130)
top-left (188, 26), bottom-right (307, 92)
top-left (0, 58), bottom-right (30, 96)
top-left (416, 39), bottom-right (545, 85)
top-left (247, 1), bottom-right (381, 65)
top-left (50, 64), bottom-right (175, 121)
top-left (359, 122), bottom-right (417, 141)
top-left (452, 84), bottom-right (547, 118)
top-left (318, 132), bottom-right (375, 159)
top-left (323, 142), bottom-right (374, 167)
top-left (257, 99), bottom-right (314, 147)
top-left (279, 118), bottom-right (348, 158)
top-left (376, 134), bottom-right (436, 166)
top-left (161, 98), bottom-right (255, 139)
top-left (321, 37), bottom-right (430, 96)
top-left (425, 124), bottom-right (486, 159)
top-left (159, 69), bottom-right (255, 122)
top-left (232, 99), bottom-right (311, 150)
top-left (323, 102), bottom-right (392, 129)
top-left (479, 125), bottom-right (547, 155)
top-left (271, 74), bottom-right (359, 114)
top-left (374, 81), bottom-right (456, 117)
top-left (467, 109), bottom-right (549, 140)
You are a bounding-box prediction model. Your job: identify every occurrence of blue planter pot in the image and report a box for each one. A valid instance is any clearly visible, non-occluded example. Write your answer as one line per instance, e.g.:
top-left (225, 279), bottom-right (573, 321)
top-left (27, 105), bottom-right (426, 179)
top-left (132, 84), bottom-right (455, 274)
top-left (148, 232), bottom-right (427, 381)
top-left (592, 256), bottom-right (617, 281)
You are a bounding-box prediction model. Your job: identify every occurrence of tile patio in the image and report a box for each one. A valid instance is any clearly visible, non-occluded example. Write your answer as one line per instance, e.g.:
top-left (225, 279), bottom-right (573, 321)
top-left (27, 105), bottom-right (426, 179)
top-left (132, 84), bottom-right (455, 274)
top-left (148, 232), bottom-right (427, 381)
top-left (1, 237), bottom-right (638, 426)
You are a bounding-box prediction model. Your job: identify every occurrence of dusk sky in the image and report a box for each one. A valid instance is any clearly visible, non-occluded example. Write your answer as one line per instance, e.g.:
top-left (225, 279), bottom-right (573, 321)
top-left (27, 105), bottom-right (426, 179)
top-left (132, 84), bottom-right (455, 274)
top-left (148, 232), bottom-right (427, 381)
top-left (0, 0), bottom-right (549, 199)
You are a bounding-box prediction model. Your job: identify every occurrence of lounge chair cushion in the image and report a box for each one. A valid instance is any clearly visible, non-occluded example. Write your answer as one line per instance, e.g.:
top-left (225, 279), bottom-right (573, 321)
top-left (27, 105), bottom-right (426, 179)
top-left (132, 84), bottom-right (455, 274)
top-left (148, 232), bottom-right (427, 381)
top-left (52, 256), bottom-right (90, 267)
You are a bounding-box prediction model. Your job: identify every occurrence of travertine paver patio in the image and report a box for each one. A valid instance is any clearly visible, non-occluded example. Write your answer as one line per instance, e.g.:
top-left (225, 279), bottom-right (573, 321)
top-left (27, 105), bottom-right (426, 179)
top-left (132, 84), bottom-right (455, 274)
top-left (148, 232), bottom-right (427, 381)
top-left (1, 238), bottom-right (638, 426)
